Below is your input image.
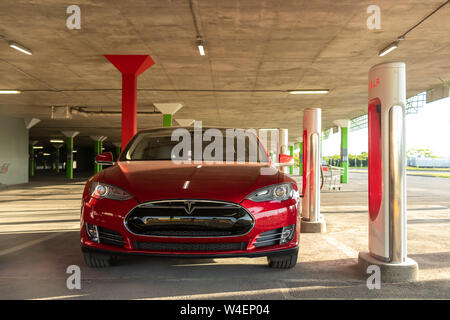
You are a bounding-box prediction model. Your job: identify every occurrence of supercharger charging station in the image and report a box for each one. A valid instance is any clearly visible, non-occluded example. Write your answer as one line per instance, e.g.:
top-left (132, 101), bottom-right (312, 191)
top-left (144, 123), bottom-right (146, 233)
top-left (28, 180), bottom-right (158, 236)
top-left (358, 62), bottom-right (418, 282)
top-left (301, 108), bottom-right (326, 233)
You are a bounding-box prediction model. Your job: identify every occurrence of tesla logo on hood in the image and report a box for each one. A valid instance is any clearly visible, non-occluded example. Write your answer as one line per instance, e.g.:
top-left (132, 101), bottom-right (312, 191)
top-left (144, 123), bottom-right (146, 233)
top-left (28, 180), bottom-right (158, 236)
top-left (184, 201), bottom-right (195, 214)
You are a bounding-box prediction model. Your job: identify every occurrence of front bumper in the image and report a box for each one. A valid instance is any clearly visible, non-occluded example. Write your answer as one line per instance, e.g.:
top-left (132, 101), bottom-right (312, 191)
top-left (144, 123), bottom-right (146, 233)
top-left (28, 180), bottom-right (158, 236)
top-left (82, 245), bottom-right (298, 259)
top-left (81, 196), bottom-right (300, 257)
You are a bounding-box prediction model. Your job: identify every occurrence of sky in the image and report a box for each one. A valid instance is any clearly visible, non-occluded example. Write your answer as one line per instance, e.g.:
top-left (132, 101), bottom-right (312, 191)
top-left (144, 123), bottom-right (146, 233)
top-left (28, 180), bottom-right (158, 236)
top-left (322, 96), bottom-right (450, 157)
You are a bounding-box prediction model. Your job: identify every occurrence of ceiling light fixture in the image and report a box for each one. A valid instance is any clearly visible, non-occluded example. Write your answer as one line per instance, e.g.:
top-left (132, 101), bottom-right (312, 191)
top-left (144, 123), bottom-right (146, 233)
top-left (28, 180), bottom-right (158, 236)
top-left (8, 41), bottom-right (32, 55)
top-left (33, 146), bottom-right (43, 149)
top-left (0, 90), bottom-right (21, 94)
top-left (377, 2), bottom-right (449, 58)
top-left (50, 139), bottom-right (64, 143)
top-left (190, 0), bottom-right (206, 56)
top-left (288, 90), bottom-right (329, 95)
top-left (378, 41), bottom-right (399, 57)
top-left (197, 37), bottom-right (205, 56)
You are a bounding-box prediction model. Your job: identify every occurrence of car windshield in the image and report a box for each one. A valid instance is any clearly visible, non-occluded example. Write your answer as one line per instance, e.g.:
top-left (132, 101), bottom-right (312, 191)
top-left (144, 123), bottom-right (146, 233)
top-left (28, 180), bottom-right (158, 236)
top-left (120, 128), bottom-right (270, 163)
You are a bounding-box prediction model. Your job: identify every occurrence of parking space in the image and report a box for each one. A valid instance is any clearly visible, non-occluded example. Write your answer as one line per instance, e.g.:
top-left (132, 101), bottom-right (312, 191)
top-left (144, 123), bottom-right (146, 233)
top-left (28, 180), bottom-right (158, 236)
top-left (0, 172), bottom-right (448, 300)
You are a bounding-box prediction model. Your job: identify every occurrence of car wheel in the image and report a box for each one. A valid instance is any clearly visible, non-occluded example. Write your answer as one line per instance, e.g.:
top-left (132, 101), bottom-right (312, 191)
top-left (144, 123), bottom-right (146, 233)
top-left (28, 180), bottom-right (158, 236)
top-left (83, 251), bottom-right (116, 268)
top-left (267, 252), bottom-right (298, 269)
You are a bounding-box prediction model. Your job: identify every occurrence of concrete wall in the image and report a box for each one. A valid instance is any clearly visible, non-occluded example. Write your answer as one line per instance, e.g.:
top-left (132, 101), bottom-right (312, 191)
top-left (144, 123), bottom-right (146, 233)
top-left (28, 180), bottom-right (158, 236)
top-left (0, 115), bottom-right (28, 186)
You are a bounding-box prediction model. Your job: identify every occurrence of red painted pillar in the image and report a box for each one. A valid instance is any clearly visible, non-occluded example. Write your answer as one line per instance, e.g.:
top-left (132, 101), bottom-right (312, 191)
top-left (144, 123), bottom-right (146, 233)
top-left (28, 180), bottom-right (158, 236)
top-left (105, 55), bottom-right (154, 148)
top-left (121, 73), bottom-right (137, 146)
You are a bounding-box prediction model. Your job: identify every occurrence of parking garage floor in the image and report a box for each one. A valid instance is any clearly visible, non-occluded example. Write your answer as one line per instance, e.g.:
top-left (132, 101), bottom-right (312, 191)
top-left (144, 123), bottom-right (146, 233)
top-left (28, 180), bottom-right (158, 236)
top-left (0, 172), bottom-right (449, 300)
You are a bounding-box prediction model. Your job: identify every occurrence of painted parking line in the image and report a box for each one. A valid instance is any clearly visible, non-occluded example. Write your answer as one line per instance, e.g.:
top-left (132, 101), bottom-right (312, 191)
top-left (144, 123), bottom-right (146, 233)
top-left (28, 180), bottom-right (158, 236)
top-left (323, 235), bottom-right (359, 258)
top-left (0, 232), bottom-right (63, 257)
top-left (30, 294), bottom-right (87, 300)
top-left (136, 284), bottom-right (358, 300)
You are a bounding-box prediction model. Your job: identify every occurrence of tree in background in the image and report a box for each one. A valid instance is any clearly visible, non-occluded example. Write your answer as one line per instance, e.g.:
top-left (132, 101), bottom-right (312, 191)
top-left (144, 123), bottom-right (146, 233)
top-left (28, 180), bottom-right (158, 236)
top-left (356, 152), bottom-right (368, 167)
top-left (407, 148), bottom-right (436, 158)
top-left (348, 154), bottom-right (357, 167)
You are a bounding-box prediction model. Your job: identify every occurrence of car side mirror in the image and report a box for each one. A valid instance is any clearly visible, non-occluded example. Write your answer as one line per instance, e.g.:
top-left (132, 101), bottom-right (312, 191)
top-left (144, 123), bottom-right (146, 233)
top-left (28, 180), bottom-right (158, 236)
top-left (275, 154), bottom-right (294, 167)
top-left (95, 152), bottom-right (115, 165)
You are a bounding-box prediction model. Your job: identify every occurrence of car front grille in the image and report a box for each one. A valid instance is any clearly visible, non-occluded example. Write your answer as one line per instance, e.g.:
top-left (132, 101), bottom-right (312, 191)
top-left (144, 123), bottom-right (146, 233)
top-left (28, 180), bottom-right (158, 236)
top-left (125, 200), bottom-right (254, 237)
top-left (133, 241), bottom-right (247, 252)
top-left (98, 226), bottom-right (125, 247)
top-left (254, 228), bottom-right (283, 248)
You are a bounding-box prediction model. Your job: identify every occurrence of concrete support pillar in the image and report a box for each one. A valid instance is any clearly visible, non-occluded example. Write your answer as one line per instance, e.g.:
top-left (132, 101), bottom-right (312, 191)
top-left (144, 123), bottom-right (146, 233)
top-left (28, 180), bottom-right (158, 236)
top-left (25, 119), bottom-right (41, 178)
top-left (175, 119), bottom-right (195, 127)
top-left (24, 118), bottom-right (41, 130)
top-left (62, 131), bottom-right (79, 179)
top-left (91, 136), bottom-right (107, 174)
top-left (334, 119), bottom-right (351, 183)
top-left (154, 103), bottom-right (183, 127)
top-left (105, 55), bottom-right (155, 148)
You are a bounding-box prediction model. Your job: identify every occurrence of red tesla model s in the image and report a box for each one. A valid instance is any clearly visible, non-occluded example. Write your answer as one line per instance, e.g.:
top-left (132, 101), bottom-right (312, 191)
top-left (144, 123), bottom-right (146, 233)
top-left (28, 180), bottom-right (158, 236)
top-left (81, 127), bottom-right (300, 268)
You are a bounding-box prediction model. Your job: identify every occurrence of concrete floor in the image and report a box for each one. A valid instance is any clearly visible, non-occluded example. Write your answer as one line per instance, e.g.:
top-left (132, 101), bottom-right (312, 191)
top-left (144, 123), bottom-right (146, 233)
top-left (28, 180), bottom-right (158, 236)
top-left (0, 172), bottom-right (449, 300)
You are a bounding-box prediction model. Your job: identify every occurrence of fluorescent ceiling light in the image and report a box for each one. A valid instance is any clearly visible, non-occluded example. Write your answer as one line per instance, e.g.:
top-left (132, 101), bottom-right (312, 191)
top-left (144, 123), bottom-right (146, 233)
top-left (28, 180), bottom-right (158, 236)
top-left (43, 153), bottom-right (51, 156)
top-left (33, 146), bottom-right (43, 149)
top-left (197, 37), bottom-right (205, 56)
top-left (8, 41), bottom-right (32, 55)
top-left (288, 90), bottom-right (329, 95)
top-left (379, 41), bottom-right (399, 57)
top-left (50, 139), bottom-right (64, 143)
top-left (72, 150), bottom-right (77, 153)
top-left (0, 90), bottom-right (21, 94)
top-left (198, 44), bottom-right (205, 56)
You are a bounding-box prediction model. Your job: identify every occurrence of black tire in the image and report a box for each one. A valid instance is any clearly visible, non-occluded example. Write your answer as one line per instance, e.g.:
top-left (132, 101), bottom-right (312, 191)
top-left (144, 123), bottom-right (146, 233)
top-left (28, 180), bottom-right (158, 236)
top-left (267, 252), bottom-right (298, 269)
top-left (83, 251), bottom-right (116, 268)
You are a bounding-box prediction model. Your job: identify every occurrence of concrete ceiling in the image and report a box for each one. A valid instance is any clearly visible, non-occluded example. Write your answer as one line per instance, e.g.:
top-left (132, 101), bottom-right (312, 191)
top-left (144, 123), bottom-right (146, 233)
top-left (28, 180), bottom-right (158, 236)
top-left (0, 0), bottom-right (449, 146)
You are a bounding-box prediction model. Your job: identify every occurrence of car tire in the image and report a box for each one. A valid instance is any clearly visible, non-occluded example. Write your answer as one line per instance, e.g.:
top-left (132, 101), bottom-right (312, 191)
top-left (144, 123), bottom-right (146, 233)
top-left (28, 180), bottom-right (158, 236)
top-left (267, 252), bottom-right (298, 269)
top-left (83, 251), bottom-right (116, 268)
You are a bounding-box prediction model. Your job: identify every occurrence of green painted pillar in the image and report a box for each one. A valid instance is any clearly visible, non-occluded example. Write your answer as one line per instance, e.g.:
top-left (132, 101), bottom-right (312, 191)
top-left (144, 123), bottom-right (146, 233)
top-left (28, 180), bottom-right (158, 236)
top-left (66, 137), bottom-right (74, 179)
top-left (163, 114), bottom-right (172, 127)
top-left (115, 146), bottom-right (121, 159)
top-left (29, 143), bottom-right (35, 177)
top-left (299, 142), bottom-right (303, 175)
top-left (91, 136), bottom-right (107, 174)
top-left (94, 140), bottom-right (102, 174)
top-left (334, 120), bottom-right (351, 184)
top-left (289, 145), bottom-right (294, 174)
top-left (154, 103), bottom-right (182, 128)
top-left (341, 126), bottom-right (349, 183)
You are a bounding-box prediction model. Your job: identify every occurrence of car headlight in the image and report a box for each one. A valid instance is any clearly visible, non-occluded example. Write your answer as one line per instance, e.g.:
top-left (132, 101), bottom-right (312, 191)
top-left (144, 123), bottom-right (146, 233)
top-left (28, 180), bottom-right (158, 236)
top-left (246, 183), bottom-right (294, 202)
top-left (89, 181), bottom-right (134, 201)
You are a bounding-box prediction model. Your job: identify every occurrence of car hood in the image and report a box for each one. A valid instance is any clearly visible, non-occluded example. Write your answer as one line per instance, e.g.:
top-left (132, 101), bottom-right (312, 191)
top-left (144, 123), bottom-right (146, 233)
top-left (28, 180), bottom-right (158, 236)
top-left (101, 161), bottom-right (280, 203)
